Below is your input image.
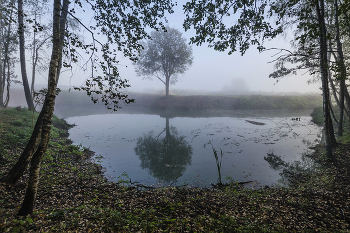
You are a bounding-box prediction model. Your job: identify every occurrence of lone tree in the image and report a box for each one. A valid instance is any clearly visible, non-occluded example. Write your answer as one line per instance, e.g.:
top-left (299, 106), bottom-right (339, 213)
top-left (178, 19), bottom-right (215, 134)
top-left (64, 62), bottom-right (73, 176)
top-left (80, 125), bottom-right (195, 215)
top-left (135, 27), bottom-right (193, 96)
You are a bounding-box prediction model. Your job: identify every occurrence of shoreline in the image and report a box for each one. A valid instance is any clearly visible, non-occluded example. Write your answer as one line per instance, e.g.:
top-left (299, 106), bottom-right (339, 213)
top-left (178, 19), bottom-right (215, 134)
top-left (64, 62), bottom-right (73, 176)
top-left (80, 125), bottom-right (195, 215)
top-left (1, 107), bottom-right (349, 231)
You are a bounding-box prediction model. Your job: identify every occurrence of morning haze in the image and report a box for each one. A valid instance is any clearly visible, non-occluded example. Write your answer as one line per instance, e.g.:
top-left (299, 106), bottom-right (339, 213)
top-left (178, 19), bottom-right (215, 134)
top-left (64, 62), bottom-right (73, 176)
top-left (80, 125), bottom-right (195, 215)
top-left (5, 0), bottom-right (348, 230)
top-left (20, 3), bottom-right (321, 96)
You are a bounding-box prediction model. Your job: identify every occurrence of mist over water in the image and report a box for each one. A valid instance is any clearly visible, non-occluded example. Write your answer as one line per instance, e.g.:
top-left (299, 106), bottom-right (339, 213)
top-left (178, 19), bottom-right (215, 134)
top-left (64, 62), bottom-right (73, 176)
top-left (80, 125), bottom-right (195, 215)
top-left (66, 110), bottom-right (321, 188)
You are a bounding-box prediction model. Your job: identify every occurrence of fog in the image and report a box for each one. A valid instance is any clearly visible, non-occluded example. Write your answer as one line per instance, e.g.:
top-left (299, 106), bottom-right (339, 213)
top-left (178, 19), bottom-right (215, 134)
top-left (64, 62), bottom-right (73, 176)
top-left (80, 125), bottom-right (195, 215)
top-left (15, 2), bottom-right (321, 96)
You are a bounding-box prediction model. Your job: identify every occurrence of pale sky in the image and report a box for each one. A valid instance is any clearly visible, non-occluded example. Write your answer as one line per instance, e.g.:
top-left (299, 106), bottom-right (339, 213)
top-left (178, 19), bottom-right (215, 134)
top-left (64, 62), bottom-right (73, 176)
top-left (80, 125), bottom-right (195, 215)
top-left (26, 1), bottom-right (322, 95)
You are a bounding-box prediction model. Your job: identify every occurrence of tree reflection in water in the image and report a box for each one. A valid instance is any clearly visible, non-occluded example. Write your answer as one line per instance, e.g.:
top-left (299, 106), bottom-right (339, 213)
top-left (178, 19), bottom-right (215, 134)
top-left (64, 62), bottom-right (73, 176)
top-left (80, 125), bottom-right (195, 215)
top-left (264, 151), bottom-right (320, 185)
top-left (134, 118), bottom-right (193, 184)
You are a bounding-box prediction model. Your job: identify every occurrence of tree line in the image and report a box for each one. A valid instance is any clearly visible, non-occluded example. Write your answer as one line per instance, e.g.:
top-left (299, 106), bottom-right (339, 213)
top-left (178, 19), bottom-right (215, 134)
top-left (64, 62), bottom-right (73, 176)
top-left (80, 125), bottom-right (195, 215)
top-left (0, 0), bottom-right (349, 215)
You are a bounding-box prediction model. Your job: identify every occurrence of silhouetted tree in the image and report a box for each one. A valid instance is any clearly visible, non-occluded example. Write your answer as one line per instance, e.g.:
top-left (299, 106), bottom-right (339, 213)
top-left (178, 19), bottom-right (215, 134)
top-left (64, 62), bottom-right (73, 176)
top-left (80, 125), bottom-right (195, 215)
top-left (135, 27), bottom-right (193, 96)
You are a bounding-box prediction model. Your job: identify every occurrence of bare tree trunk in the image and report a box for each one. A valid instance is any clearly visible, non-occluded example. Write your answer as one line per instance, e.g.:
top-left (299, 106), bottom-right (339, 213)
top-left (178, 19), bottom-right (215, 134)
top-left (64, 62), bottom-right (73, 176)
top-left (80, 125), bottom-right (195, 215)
top-left (329, 96), bottom-right (339, 126)
top-left (31, 13), bottom-right (37, 97)
top-left (340, 6), bottom-right (350, 121)
top-left (0, 0), bottom-right (14, 107)
top-left (0, 5), bottom-right (3, 108)
top-left (17, 0), bottom-right (69, 216)
top-left (344, 88), bottom-right (350, 119)
top-left (165, 75), bottom-right (170, 96)
top-left (56, 1), bottom-right (69, 83)
top-left (18, 0), bottom-right (35, 110)
top-left (328, 43), bottom-right (340, 108)
top-left (2, 9), bottom-right (13, 107)
top-left (4, 59), bottom-right (11, 107)
top-left (317, 0), bottom-right (336, 158)
top-left (334, 0), bottom-right (346, 136)
top-left (31, 37), bottom-right (51, 97)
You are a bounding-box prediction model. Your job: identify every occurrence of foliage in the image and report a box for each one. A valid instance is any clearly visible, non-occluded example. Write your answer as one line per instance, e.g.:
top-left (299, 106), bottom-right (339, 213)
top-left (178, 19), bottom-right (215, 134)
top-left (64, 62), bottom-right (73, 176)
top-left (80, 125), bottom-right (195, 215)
top-left (72, 0), bottom-right (175, 110)
top-left (134, 26), bottom-right (193, 96)
top-left (33, 88), bottom-right (61, 107)
top-left (183, 0), bottom-right (283, 55)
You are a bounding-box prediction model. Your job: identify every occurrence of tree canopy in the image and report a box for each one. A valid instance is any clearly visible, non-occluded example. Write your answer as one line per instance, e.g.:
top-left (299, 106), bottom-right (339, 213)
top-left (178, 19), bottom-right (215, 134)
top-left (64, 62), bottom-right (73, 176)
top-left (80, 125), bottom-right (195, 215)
top-left (135, 26), bottom-right (193, 96)
top-left (183, 0), bottom-right (350, 157)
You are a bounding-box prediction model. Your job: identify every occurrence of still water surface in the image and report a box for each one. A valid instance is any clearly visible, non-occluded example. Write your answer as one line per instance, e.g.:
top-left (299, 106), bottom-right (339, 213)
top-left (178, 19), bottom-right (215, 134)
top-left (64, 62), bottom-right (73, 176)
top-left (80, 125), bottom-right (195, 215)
top-left (66, 110), bottom-right (321, 188)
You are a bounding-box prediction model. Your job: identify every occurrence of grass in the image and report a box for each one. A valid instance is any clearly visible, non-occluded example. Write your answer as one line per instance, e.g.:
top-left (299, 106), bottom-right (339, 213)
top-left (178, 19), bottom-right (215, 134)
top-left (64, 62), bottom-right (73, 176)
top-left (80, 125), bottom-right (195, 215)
top-left (1, 106), bottom-right (350, 232)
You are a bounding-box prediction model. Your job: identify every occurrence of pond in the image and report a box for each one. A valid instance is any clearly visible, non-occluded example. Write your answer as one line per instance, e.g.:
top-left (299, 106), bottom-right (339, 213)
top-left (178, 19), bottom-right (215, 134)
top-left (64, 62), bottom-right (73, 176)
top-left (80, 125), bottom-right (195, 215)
top-left (66, 109), bottom-right (321, 188)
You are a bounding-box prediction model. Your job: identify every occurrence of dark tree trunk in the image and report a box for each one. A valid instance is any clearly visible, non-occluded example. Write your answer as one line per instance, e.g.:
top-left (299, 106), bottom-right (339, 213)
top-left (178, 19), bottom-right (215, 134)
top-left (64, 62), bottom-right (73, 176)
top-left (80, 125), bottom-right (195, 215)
top-left (0, 7), bottom-right (3, 107)
top-left (17, 0), bottom-right (70, 216)
top-left (18, 0), bottom-right (35, 110)
top-left (329, 98), bottom-right (339, 126)
top-left (344, 88), bottom-right (350, 120)
top-left (334, 0), bottom-right (346, 136)
top-left (317, 0), bottom-right (336, 158)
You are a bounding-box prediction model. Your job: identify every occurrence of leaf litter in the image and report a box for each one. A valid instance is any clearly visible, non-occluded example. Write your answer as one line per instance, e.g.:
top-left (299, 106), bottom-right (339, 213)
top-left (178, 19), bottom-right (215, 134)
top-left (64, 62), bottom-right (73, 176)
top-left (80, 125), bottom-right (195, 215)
top-left (0, 109), bottom-right (350, 232)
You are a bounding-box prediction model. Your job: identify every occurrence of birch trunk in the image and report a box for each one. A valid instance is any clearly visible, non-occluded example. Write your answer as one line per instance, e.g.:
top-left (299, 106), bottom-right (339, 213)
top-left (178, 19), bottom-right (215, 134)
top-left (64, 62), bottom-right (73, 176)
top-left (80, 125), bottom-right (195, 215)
top-left (17, 0), bottom-right (69, 216)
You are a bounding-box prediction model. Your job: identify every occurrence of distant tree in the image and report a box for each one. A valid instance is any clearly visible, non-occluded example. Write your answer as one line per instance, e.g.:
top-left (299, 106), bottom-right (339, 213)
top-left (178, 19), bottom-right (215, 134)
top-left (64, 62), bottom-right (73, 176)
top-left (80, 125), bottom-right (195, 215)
top-left (222, 78), bottom-right (250, 95)
top-left (135, 27), bottom-right (193, 96)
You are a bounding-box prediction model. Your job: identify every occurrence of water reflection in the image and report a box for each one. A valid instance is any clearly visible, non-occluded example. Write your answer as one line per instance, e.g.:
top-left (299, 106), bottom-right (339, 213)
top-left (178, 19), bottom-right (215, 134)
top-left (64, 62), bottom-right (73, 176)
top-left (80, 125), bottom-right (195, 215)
top-left (65, 111), bottom-right (321, 187)
top-left (264, 151), bottom-right (319, 185)
top-left (134, 117), bottom-right (193, 184)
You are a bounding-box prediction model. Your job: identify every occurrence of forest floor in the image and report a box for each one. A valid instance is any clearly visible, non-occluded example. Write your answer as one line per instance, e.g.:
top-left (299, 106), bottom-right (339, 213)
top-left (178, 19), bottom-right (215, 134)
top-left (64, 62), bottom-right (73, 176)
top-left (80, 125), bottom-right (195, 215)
top-left (1, 107), bottom-right (350, 232)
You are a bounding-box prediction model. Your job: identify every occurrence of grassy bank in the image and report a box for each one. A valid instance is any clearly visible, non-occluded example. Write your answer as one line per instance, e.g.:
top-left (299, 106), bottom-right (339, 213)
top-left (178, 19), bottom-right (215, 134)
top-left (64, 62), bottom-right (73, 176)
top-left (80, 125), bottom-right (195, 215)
top-left (53, 91), bottom-right (322, 118)
top-left (1, 107), bottom-right (350, 232)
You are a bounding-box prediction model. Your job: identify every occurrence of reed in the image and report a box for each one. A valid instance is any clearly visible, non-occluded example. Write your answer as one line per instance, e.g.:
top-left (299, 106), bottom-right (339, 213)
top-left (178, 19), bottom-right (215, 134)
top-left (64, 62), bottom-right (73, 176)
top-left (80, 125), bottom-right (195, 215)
top-left (211, 145), bottom-right (223, 185)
